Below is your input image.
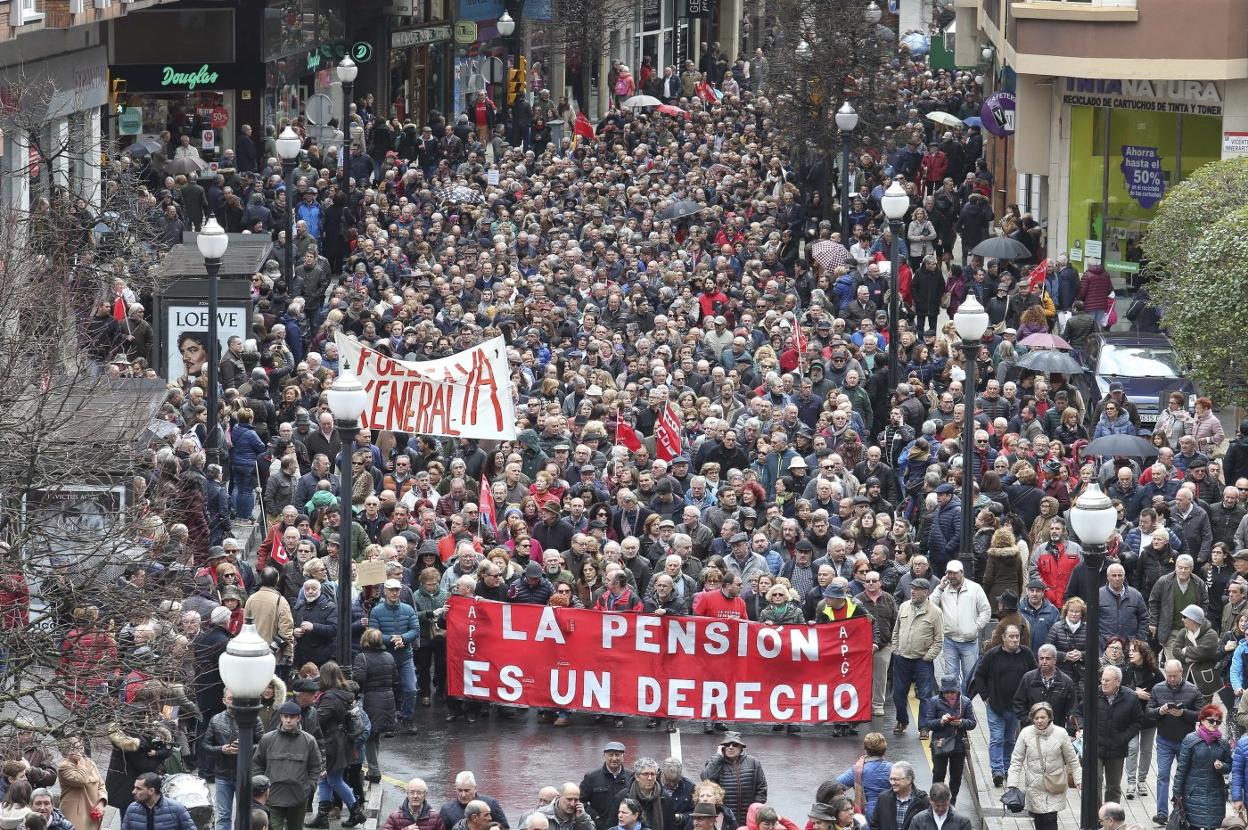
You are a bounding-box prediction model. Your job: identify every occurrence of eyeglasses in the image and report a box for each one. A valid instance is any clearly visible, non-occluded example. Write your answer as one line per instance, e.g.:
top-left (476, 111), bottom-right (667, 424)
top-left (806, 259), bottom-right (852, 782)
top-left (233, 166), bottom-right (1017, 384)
top-left (1205, 717), bottom-right (1223, 725)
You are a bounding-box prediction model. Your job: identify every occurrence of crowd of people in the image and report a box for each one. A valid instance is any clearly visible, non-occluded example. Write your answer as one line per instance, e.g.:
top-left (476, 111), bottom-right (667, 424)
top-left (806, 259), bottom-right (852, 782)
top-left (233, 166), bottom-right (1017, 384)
top-left (17, 13), bottom-right (1241, 830)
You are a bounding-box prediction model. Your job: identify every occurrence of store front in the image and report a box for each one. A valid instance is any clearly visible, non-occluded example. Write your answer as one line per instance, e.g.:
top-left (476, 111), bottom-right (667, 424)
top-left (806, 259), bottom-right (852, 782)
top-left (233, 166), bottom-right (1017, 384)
top-left (1060, 78), bottom-right (1224, 276)
top-left (389, 24), bottom-right (453, 124)
top-left (261, 0), bottom-right (347, 127)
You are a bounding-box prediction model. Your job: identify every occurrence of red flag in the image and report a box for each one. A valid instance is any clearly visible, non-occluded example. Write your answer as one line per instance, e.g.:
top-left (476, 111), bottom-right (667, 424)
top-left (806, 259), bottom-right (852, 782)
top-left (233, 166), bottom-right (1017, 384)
top-left (478, 475), bottom-right (496, 534)
top-left (655, 403), bottom-right (683, 461)
top-left (574, 111), bottom-right (595, 141)
top-left (616, 411), bottom-right (643, 452)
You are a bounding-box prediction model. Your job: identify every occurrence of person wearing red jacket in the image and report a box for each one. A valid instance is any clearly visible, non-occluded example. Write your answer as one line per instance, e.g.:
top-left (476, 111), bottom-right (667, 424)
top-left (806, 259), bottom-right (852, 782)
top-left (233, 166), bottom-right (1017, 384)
top-left (0, 544), bottom-right (29, 633)
top-left (1032, 520), bottom-right (1084, 608)
top-left (57, 606), bottom-right (118, 709)
top-left (920, 144), bottom-right (949, 195)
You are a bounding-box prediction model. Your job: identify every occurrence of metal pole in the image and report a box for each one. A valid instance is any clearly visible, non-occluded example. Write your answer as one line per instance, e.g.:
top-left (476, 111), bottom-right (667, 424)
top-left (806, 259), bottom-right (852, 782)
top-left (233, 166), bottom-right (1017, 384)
top-left (205, 256), bottom-right (221, 469)
top-left (231, 699), bottom-right (260, 830)
top-left (281, 158), bottom-right (296, 285)
top-left (501, 38), bottom-right (511, 144)
top-left (840, 133), bottom-right (851, 242)
top-left (960, 338), bottom-right (977, 565)
top-left (887, 219), bottom-right (902, 391)
top-left (341, 81), bottom-right (353, 196)
top-left (1080, 542), bottom-right (1106, 829)
top-left (336, 423), bottom-right (355, 671)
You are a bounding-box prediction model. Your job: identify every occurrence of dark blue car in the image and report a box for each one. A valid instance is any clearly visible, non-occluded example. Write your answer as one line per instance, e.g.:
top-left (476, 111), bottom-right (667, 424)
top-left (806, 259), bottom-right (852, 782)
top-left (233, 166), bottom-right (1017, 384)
top-left (1081, 333), bottom-right (1197, 430)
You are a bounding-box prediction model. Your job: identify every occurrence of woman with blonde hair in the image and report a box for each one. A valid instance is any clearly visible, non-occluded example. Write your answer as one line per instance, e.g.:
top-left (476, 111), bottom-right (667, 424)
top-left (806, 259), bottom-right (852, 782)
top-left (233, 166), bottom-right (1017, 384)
top-left (1045, 597), bottom-right (1089, 687)
top-left (1005, 701), bottom-right (1079, 830)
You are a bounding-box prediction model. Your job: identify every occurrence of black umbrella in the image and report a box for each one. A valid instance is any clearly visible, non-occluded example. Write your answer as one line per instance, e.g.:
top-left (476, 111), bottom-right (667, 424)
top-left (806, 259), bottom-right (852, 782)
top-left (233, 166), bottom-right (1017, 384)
top-left (1016, 348), bottom-right (1084, 376)
top-left (660, 200), bottom-right (704, 221)
top-left (1082, 434), bottom-right (1158, 459)
top-left (970, 236), bottom-right (1032, 261)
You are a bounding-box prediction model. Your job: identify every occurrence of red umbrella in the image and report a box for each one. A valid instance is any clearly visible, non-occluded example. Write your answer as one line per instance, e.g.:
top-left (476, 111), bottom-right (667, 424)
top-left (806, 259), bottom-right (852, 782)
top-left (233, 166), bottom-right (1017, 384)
top-left (811, 240), bottom-right (849, 271)
top-left (1018, 332), bottom-right (1072, 350)
top-left (657, 104), bottom-right (690, 119)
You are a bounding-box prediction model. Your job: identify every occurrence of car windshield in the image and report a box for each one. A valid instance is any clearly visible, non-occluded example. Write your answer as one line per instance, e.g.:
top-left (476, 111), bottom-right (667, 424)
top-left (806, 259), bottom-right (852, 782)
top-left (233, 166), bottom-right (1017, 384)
top-left (1098, 344), bottom-right (1182, 378)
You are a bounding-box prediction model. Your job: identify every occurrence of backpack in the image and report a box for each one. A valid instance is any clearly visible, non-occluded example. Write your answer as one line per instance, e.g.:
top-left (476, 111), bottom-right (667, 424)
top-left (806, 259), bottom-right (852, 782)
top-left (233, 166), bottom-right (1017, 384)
top-left (344, 698), bottom-right (368, 742)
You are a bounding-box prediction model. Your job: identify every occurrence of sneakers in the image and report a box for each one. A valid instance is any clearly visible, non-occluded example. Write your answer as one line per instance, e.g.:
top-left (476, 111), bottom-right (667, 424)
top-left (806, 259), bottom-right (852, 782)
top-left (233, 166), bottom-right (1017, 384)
top-left (992, 773), bottom-right (1004, 787)
top-left (919, 729), bottom-right (930, 740)
top-left (893, 723), bottom-right (906, 735)
top-left (1125, 785), bottom-right (1134, 800)
top-left (1137, 784), bottom-right (1148, 798)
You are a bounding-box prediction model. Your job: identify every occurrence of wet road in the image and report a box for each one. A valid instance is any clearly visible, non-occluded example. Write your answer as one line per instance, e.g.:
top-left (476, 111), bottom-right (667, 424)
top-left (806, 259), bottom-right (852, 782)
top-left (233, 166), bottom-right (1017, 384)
top-left (374, 704), bottom-right (934, 823)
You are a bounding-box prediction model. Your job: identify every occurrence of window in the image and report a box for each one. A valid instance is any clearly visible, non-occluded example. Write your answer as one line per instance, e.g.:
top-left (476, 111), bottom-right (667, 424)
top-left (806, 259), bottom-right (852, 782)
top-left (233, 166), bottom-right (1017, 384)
top-left (20, 0), bottom-right (42, 22)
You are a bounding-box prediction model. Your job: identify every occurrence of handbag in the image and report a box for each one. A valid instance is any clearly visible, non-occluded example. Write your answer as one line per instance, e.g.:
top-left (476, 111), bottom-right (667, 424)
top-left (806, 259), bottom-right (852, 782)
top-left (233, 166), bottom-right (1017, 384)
top-left (1000, 787), bottom-right (1025, 814)
top-left (1036, 734), bottom-right (1067, 795)
top-left (1166, 804), bottom-right (1191, 830)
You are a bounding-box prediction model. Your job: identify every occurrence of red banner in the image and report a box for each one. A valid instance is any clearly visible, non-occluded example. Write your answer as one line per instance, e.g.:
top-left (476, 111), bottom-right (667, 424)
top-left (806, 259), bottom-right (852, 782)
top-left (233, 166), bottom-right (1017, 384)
top-left (445, 596), bottom-right (873, 723)
top-left (655, 404), bottom-right (683, 461)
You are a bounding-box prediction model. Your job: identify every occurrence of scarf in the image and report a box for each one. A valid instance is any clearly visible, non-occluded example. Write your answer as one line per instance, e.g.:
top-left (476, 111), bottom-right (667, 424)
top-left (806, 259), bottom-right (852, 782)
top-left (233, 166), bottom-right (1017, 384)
top-left (629, 781), bottom-right (665, 830)
top-left (1197, 723), bottom-right (1222, 744)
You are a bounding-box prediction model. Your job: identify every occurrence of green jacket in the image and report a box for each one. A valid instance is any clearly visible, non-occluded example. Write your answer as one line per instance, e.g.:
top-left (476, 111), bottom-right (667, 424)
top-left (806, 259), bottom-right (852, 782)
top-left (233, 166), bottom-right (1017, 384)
top-left (253, 727), bottom-right (322, 808)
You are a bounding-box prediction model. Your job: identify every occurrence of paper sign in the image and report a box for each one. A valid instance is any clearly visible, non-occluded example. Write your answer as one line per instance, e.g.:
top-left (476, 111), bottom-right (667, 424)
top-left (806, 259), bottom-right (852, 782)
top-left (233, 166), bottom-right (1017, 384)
top-left (1225, 131), bottom-right (1248, 158)
top-left (356, 560), bottom-right (387, 586)
top-left (1121, 145), bottom-right (1165, 208)
top-left (487, 169), bottom-right (499, 186)
top-left (1085, 239), bottom-right (1102, 260)
top-left (201, 129), bottom-right (215, 149)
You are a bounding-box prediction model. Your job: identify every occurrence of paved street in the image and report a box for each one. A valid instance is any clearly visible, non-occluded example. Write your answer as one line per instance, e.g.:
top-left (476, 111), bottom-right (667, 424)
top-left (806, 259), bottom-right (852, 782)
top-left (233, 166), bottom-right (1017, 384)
top-left (373, 704), bottom-right (934, 822)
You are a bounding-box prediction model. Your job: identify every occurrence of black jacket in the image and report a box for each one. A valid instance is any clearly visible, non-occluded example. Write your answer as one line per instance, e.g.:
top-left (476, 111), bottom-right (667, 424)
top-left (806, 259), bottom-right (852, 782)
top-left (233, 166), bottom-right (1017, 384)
top-left (579, 764), bottom-right (634, 828)
top-left (293, 593), bottom-right (338, 667)
top-left (871, 787), bottom-right (930, 830)
top-left (1096, 686), bottom-right (1143, 758)
top-left (1013, 668), bottom-right (1081, 729)
top-left (352, 647), bottom-right (399, 734)
top-left (971, 645), bottom-right (1036, 714)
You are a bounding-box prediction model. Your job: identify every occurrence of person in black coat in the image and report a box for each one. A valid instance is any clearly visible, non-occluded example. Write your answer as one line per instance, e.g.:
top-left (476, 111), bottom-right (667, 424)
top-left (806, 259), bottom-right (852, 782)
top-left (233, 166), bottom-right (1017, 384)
top-left (911, 256), bottom-right (945, 339)
top-left (1095, 665), bottom-right (1143, 805)
top-left (292, 580), bottom-right (338, 668)
top-left (308, 664), bottom-right (364, 829)
top-left (955, 194), bottom-right (993, 264)
top-left (352, 629), bottom-right (399, 782)
top-left (580, 743), bottom-right (635, 829)
top-left (870, 763), bottom-right (929, 830)
top-left (1012, 643), bottom-right (1081, 730)
top-left (236, 125), bottom-right (258, 172)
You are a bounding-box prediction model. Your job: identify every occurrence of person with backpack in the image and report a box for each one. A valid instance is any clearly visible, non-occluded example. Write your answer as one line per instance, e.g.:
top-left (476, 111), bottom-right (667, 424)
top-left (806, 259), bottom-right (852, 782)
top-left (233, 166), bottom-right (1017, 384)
top-left (305, 662), bottom-right (365, 829)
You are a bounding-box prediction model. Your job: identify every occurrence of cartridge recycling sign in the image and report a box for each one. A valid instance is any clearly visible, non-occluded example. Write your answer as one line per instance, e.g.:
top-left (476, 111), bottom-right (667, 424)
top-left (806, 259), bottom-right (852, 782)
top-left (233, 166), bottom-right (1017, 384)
top-left (1121, 145), bottom-right (1165, 209)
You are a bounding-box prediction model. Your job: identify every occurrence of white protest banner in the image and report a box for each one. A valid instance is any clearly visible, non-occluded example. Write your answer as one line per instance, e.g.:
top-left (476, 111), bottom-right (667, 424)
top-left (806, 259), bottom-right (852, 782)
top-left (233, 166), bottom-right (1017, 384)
top-left (336, 333), bottom-right (517, 440)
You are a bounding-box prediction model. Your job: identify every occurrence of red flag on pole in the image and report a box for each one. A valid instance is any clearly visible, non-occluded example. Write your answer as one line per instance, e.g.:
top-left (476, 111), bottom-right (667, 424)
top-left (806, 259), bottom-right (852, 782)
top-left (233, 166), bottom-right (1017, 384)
top-left (655, 404), bottom-right (683, 461)
top-left (574, 111), bottom-right (595, 141)
top-left (478, 475), bottom-right (496, 534)
top-left (616, 410), bottom-right (643, 452)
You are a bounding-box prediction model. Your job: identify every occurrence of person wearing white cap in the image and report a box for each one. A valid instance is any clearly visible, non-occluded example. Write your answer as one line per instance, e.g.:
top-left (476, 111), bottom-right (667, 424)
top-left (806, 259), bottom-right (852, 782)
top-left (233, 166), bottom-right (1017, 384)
top-left (1170, 604), bottom-right (1220, 704)
top-left (368, 579), bottom-right (420, 727)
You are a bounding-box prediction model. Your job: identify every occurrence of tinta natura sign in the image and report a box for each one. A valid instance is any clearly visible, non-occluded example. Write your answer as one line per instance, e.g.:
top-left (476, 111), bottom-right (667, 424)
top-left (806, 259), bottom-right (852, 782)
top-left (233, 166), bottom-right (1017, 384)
top-left (162, 65), bottom-right (220, 91)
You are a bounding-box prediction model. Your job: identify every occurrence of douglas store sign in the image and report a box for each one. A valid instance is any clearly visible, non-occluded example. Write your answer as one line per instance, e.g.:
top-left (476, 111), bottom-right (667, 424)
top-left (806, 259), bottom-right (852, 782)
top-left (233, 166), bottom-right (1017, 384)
top-left (111, 63), bottom-right (265, 92)
top-left (1062, 78), bottom-right (1223, 116)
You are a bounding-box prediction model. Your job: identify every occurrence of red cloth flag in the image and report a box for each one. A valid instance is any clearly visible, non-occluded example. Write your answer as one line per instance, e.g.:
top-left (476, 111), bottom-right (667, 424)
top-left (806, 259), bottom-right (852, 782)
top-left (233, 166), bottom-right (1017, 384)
top-left (616, 411), bottom-right (643, 452)
top-left (655, 403), bottom-right (683, 461)
top-left (478, 475), bottom-right (496, 534)
top-left (574, 111), bottom-right (595, 141)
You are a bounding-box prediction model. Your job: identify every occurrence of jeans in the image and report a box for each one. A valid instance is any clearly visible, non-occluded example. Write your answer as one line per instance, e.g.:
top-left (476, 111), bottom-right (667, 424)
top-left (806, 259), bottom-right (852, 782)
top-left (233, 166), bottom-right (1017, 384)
top-left (1156, 735), bottom-right (1182, 817)
top-left (941, 639), bottom-right (980, 694)
top-left (1126, 726), bottom-right (1156, 786)
top-left (986, 707), bottom-right (1019, 775)
top-left (395, 657), bottom-right (416, 720)
top-left (230, 465), bottom-right (257, 520)
top-left (891, 656), bottom-right (934, 727)
top-left (214, 779), bottom-right (235, 830)
top-left (317, 769), bottom-right (356, 808)
top-left (871, 645), bottom-right (894, 713)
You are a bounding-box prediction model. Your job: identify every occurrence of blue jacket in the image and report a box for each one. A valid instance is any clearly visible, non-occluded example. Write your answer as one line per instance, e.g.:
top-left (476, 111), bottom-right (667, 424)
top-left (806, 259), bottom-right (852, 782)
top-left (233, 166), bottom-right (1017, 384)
top-left (1174, 731), bottom-right (1232, 827)
top-left (295, 200), bottom-right (324, 239)
top-left (229, 422), bottom-right (266, 469)
top-left (121, 797), bottom-right (197, 830)
top-left (926, 497), bottom-right (962, 572)
top-left (1232, 734), bottom-right (1248, 802)
top-left (1231, 640), bottom-right (1248, 693)
top-left (1093, 411), bottom-right (1136, 439)
top-left (836, 757), bottom-right (892, 821)
top-left (1098, 585), bottom-right (1150, 646)
top-left (368, 599), bottom-right (420, 662)
top-left (1020, 598), bottom-right (1060, 652)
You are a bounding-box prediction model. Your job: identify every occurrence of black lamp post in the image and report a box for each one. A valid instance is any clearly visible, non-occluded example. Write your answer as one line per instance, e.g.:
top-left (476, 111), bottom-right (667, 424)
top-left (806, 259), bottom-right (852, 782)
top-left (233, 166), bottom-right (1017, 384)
top-left (953, 295), bottom-right (989, 563)
top-left (327, 371), bottom-right (367, 670)
top-left (498, 10), bottom-right (517, 142)
top-left (1070, 483), bottom-right (1115, 829)
top-left (337, 57), bottom-right (358, 196)
top-left (276, 126), bottom-right (301, 285)
top-left (835, 102), bottom-right (857, 243)
top-left (195, 217), bottom-right (229, 469)
top-left (881, 180), bottom-right (909, 391)
top-left (218, 617), bottom-right (276, 830)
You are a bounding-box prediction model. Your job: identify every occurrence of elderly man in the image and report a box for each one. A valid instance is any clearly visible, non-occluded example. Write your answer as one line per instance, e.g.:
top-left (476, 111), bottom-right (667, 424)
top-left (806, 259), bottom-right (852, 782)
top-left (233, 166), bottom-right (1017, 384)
top-left (1172, 487), bottom-right (1213, 564)
top-left (1148, 554), bottom-right (1208, 648)
top-left (930, 560), bottom-right (990, 694)
top-left (439, 772), bottom-right (509, 830)
top-left (1099, 562), bottom-right (1149, 646)
top-left (891, 578), bottom-right (943, 738)
top-left (537, 784), bottom-right (595, 830)
top-left (1146, 658), bottom-right (1200, 819)
top-left (1012, 643), bottom-right (1079, 729)
top-left (971, 625), bottom-right (1035, 787)
top-left (870, 762), bottom-right (930, 830)
top-left (384, 779), bottom-right (441, 830)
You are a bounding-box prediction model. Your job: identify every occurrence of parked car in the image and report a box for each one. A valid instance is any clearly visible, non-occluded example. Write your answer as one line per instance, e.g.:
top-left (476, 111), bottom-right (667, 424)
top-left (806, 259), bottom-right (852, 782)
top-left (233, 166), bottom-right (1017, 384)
top-left (1080, 333), bottom-right (1196, 429)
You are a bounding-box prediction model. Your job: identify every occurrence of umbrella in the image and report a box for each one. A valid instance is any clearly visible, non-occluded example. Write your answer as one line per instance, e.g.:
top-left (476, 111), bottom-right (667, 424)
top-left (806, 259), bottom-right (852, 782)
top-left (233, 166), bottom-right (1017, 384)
top-left (970, 236), bottom-right (1032, 260)
top-left (166, 156), bottom-right (204, 177)
top-left (1016, 349), bottom-right (1084, 376)
top-left (1082, 434), bottom-right (1158, 459)
top-left (707, 163), bottom-right (733, 178)
top-left (811, 240), bottom-right (849, 271)
top-left (657, 103), bottom-right (690, 119)
top-left (622, 95), bottom-right (662, 109)
top-left (900, 32), bottom-right (930, 55)
top-left (436, 184), bottom-right (485, 205)
top-left (963, 116), bottom-right (984, 128)
top-left (124, 143), bottom-right (152, 159)
top-left (659, 200), bottom-right (704, 221)
top-left (1018, 333), bottom-right (1072, 350)
top-left (926, 111), bottom-right (964, 128)
top-left (135, 418), bottom-right (180, 448)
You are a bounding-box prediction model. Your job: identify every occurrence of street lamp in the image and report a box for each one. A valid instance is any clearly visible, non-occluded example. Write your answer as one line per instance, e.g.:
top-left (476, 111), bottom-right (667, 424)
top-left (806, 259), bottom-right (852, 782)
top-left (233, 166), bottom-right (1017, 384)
top-left (881, 180), bottom-right (909, 391)
top-left (954, 295), bottom-right (989, 561)
top-left (1070, 482), bottom-right (1116, 830)
top-left (497, 10), bottom-right (517, 144)
top-left (196, 217), bottom-right (229, 469)
top-left (981, 44), bottom-right (995, 64)
top-left (218, 617), bottom-right (276, 830)
top-left (835, 102), bottom-right (858, 243)
top-left (795, 39), bottom-right (812, 61)
top-left (326, 370), bottom-right (367, 669)
top-left (864, 1), bottom-right (882, 23)
top-left (337, 57), bottom-right (358, 197)
top-left (276, 126), bottom-right (301, 285)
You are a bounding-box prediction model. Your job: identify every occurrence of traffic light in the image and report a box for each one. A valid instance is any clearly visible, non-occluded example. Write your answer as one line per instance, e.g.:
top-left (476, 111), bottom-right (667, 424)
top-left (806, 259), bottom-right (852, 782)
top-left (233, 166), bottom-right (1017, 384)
top-left (110, 78), bottom-right (127, 117)
top-left (508, 56), bottom-right (527, 104)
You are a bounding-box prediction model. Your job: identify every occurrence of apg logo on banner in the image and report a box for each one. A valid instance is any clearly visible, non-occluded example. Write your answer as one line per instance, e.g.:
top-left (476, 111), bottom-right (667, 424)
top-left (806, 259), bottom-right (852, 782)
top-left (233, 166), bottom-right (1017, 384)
top-left (446, 596), bottom-right (873, 723)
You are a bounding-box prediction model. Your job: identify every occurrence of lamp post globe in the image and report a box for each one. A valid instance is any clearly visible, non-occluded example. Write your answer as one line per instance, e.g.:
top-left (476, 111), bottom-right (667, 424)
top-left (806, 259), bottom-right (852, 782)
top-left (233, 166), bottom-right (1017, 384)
top-left (953, 294), bottom-right (990, 343)
top-left (336, 56), bottom-right (358, 84)
top-left (864, 1), bottom-right (882, 23)
top-left (218, 620), bottom-right (276, 830)
top-left (497, 10), bottom-right (516, 36)
top-left (835, 101), bottom-right (858, 133)
top-left (276, 126), bottom-right (301, 161)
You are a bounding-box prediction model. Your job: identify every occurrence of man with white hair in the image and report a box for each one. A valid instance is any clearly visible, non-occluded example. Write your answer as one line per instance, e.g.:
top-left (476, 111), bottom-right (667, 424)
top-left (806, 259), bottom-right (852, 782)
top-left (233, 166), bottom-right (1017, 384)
top-left (384, 779), bottom-right (439, 830)
top-left (439, 773), bottom-right (509, 830)
top-left (1146, 659), bottom-right (1200, 819)
top-left (1147, 554), bottom-right (1208, 647)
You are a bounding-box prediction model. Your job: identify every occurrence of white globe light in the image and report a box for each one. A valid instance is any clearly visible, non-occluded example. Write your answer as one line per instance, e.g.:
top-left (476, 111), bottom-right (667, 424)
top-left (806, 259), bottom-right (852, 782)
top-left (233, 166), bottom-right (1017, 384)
top-left (954, 294), bottom-right (990, 342)
top-left (881, 181), bottom-right (909, 220)
top-left (196, 216), bottom-right (229, 260)
top-left (276, 126), bottom-right (302, 161)
top-left (835, 101), bottom-right (859, 133)
top-left (1070, 483), bottom-right (1116, 546)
